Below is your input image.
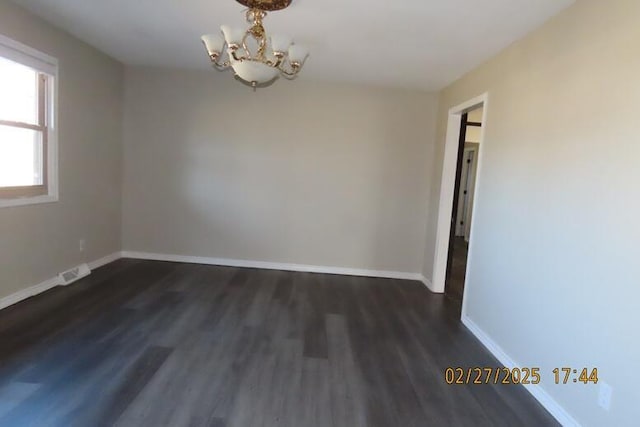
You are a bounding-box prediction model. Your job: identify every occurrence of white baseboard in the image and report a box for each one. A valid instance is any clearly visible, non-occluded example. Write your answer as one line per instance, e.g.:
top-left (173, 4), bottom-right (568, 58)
top-left (88, 252), bottom-right (122, 270)
top-left (420, 275), bottom-right (438, 292)
top-left (121, 251), bottom-right (423, 281)
top-left (0, 276), bottom-right (61, 311)
top-left (461, 315), bottom-right (581, 427)
top-left (0, 249), bottom-right (424, 311)
top-left (0, 252), bottom-right (122, 312)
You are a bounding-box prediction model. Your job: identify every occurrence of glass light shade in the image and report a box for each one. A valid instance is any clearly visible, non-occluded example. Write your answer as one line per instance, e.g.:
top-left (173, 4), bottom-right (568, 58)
top-left (231, 60), bottom-right (280, 84)
top-left (221, 25), bottom-right (245, 45)
top-left (201, 34), bottom-right (225, 55)
top-left (288, 45), bottom-right (309, 64)
top-left (270, 35), bottom-right (292, 53)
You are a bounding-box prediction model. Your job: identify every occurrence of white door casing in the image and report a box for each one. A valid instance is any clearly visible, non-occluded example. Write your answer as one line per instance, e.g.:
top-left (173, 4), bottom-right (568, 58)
top-left (431, 93), bottom-right (488, 295)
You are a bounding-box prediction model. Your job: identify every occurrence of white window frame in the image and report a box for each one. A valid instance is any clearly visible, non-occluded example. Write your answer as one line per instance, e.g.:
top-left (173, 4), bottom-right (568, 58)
top-left (0, 33), bottom-right (58, 208)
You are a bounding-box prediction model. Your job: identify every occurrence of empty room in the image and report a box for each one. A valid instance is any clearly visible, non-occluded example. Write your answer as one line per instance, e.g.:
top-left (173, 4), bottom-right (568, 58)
top-left (0, 0), bottom-right (637, 426)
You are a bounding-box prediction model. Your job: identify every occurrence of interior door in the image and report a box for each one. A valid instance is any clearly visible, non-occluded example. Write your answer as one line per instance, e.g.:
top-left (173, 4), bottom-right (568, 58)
top-left (455, 149), bottom-right (475, 237)
top-left (463, 147), bottom-right (478, 241)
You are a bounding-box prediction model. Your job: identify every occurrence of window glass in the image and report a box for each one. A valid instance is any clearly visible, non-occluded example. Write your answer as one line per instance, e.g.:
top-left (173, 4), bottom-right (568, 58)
top-left (0, 125), bottom-right (43, 187)
top-left (0, 56), bottom-right (39, 125)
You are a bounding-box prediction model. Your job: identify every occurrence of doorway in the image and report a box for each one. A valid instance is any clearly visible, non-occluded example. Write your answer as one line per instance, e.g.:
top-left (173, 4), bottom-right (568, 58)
top-left (431, 93), bottom-right (487, 310)
top-left (445, 107), bottom-right (483, 301)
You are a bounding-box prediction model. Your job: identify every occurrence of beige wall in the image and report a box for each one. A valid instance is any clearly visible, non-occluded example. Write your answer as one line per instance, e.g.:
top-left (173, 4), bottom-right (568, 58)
top-left (429, 0), bottom-right (639, 424)
top-left (122, 68), bottom-right (438, 274)
top-left (0, 1), bottom-right (124, 299)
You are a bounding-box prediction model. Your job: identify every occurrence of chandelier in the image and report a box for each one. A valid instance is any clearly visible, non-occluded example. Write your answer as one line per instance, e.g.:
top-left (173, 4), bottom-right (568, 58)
top-left (201, 0), bottom-right (309, 89)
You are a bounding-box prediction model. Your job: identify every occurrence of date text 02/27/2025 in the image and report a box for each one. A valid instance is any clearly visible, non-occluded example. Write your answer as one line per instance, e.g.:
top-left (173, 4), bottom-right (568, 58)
top-left (444, 367), bottom-right (599, 385)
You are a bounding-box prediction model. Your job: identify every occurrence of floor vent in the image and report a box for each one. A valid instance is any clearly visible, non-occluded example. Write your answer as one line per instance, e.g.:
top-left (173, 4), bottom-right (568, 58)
top-left (58, 264), bottom-right (91, 286)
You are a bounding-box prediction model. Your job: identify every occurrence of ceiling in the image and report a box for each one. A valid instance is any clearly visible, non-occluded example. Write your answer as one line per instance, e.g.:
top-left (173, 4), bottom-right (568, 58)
top-left (14, 0), bottom-right (574, 90)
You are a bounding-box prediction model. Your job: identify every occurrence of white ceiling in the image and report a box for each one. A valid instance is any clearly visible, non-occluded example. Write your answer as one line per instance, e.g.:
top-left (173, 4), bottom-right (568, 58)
top-left (13, 0), bottom-right (574, 90)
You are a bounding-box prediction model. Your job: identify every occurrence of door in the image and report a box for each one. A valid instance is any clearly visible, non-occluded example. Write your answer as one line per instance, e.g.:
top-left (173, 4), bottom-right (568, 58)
top-left (445, 113), bottom-right (468, 285)
top-left (455, 146), bottom-right (478, 241)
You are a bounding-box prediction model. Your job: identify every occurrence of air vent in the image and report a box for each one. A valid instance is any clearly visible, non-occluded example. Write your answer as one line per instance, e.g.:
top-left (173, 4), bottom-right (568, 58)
top-left (58, 263), bottom-right (91, 286)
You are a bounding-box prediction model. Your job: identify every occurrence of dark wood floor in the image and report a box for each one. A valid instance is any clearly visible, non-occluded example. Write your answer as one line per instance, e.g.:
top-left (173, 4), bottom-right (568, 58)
top-left (0, 259), bottom-right (557, 426)
top-left (446, 237), bottom-right (469, 302)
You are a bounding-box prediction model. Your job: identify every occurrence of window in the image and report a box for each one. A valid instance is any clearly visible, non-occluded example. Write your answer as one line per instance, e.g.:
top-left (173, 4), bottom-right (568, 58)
top-left (0, 34), bottom-right (57, 208)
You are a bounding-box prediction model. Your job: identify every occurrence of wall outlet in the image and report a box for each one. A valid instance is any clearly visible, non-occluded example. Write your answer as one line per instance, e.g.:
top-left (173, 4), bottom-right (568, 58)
top-left (598, 382), bottom-right (612, 411)
top-left (79, 239), bottom-right (86, 253)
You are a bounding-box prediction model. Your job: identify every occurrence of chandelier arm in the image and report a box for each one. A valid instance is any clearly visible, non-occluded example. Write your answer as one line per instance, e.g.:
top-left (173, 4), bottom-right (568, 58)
top-left (213, 60), bottom-right (231, 70)
top-left (269, 52), bottom-right (285, 69)
top-left (230, 48), bottom-right (248, 62)
top-left (241, 34), bottom-right (252, 59)
top-left (208, 52), bottom-right (232, 70)
top-left (277, 60), bottom-right (302, 78)
top-left (242, 9), bottom-right (269, 61)
top-left (259, 58), bottom-right (277, 67)
top-left (256, 37), bottom-right (268, 60)
top-left (279, 69), bottom-right (299, 79)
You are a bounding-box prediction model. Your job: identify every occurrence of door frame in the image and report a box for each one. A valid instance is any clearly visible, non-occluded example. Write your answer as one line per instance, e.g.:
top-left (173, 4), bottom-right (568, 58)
top-left (445, 112), bottom-right (469, 289)
top-left (432, 93), bottom-right (488, 298)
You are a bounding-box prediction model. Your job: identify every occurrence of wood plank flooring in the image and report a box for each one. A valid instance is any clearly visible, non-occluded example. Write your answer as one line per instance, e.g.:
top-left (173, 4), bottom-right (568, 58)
top-left (0, 259), bottom-right (558, 426)
top-left (446, 237), bottom-right (468, 302)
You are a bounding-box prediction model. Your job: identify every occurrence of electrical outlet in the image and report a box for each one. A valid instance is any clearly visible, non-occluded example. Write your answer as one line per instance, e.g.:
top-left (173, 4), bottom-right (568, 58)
top-left (79, 239), bottom-right (86, 253)
top-left (598, 382), bottom-right (612, 411)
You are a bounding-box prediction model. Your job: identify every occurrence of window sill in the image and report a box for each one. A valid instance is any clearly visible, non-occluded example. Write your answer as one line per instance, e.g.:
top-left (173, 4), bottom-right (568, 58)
top-left (0, 193), bottom-right (58, 208)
